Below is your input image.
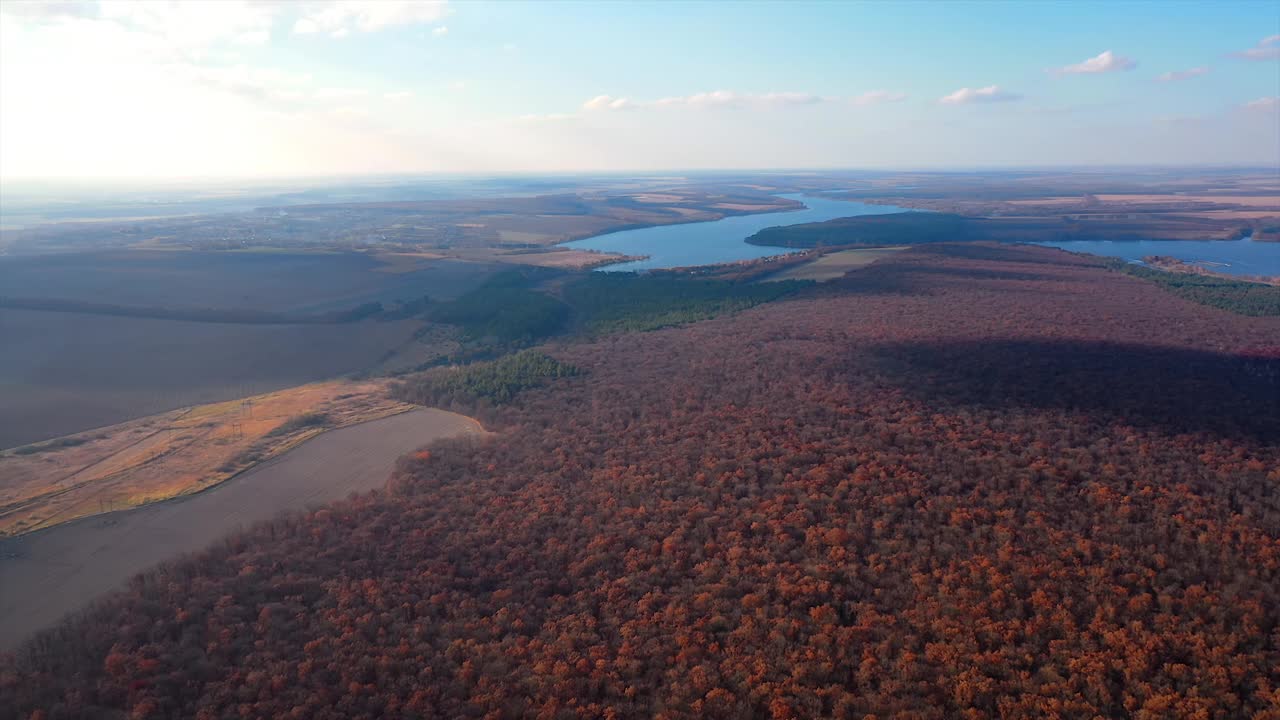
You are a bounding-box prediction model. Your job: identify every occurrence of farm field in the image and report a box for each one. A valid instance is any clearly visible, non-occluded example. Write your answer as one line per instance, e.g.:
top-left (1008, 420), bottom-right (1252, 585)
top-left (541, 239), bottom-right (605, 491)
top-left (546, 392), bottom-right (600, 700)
top-left (0, 309), bottom-right (427, 449)
top-left (458, 247), bottom-right (643, 269)
top-left (1094, 193), bottom-right (1280, 208)
top-left (0, 407), bottom-right (484, 652)
top-left (760, 246), bottom-right (907, 282)
top-left (0, 250), bottom-right (501, 313)
top-left (0, 380), bottom-right (412, 536)
top-left (823, 170), bottom-right (1280, 240)
top-left (0, 251), bottom-right (506, 448)
top-left (2, 189), bottom-right (800, 257)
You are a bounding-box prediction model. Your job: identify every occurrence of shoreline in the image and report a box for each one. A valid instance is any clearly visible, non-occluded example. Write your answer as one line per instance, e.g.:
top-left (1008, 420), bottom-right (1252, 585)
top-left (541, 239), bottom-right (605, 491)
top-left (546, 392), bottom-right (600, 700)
top-left (1141, 255), bottom-right (1279, 286)
top-left (0, 407), bottom-right (484, 652)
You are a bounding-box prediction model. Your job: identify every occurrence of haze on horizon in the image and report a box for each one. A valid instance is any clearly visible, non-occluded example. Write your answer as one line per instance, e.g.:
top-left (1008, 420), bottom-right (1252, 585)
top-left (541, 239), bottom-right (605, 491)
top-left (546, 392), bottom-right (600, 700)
top-left (1, 0), bottom-right (1277, 181)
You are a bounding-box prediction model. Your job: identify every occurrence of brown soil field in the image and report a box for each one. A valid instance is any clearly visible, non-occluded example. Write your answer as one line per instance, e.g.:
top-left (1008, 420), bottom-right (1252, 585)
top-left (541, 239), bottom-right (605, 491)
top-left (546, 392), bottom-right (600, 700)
top-left (712, 202), bottom-right (781, 211)
top-left (0, 407), bottom-right (483, 651)
top-left (0, 381), bottom-right (412, 536)
top-left (489, 248), bottom-right (640, 269)
top-left (497, 229), bottom-right (557, 244)
top-left (760, 247), bottom-right (908, 282)
top-left (667, 207), bottom-right (709, 217)
top-left (1096, 194), bottom-right (1280, 208)
top-left (1182, 210), bottom-right (1280, 220)
top-left (630, 193), bottom-right (687, 203)
top-left (1004, 197), bottom-right (1087, 206)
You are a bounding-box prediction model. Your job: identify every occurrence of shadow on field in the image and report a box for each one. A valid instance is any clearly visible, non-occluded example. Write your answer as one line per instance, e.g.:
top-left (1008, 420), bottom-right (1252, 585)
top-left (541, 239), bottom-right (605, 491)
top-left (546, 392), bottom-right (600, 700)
top-left (870, 339), bottom-right (1280, 441)
top-left (889, 265), bottom-right (1058, 283)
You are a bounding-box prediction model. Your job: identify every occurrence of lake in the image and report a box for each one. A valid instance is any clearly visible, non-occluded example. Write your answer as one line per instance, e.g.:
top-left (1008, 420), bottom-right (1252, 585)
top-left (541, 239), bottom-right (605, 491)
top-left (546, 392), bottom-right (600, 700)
top-left (563, 193), bottom-right (907, 271)
top-left (1033, 238), bottom-right (1279, 278)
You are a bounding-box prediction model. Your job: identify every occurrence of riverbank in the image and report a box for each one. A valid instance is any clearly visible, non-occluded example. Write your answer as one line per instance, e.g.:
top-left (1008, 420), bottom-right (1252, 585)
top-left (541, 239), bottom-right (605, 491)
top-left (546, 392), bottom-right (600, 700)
top-left (0, 407), bottom-right (484, 652)
top-left (1141, 255), bottom-right (1279, 286)
top-left (0, 380), bottom-right (416, 537)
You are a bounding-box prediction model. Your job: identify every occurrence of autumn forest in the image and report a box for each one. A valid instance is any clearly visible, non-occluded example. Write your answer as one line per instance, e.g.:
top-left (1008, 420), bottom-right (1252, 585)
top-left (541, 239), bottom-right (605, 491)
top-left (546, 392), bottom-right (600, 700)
top-left (4, 244), bottom-right (1279, 719)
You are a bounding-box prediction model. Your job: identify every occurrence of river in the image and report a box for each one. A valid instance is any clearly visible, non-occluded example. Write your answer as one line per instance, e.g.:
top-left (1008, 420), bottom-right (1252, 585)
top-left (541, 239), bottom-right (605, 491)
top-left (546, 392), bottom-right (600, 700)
top-left (1032, 238), bottom-right (1279, 279)
top-left (563, 192), bottom-right (1278, 277)
top-left (563, 193), bottom-right (906, 271)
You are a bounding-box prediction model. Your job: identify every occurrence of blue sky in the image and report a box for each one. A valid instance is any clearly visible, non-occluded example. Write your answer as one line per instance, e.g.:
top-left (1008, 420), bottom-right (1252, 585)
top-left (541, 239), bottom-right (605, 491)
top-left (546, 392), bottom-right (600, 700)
top-left (1, 0), bottom-right (1276, 179)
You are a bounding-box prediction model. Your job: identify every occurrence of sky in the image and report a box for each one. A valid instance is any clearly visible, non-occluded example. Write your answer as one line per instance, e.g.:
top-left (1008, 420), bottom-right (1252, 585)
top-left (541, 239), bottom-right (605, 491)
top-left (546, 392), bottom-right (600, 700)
top-left (0, 0), bottom-right (1277, 180)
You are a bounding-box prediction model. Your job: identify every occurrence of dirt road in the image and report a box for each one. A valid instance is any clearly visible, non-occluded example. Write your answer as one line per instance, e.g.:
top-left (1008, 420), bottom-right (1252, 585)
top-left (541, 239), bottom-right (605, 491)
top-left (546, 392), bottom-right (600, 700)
top-left (0, 408), bottom-right (482, 652)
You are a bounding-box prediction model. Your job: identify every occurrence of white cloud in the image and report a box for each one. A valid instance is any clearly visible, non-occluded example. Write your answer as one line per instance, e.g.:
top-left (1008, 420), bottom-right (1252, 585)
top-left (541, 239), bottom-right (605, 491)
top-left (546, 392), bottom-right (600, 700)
top-left (185, 66), bottom-right (380, 116)
top-left (432, 25), bottom-right (447, 36)
top-left (652, 90), bottom-right (824, 108)
top-left (1231, 35), bottom-right (1280, 61)
top-left (1156, 66), bottom-right (1209, 82)
top-left (655, 90), bottom-right (733, 107)
top-left (384, 90), bottom-right (412, 101)
top-left (293, 0), bottom-right (448, 37)
top-left (852, 90), bottom-right (907, 105)
top-left (583, 94), bottom-right (635, 111)
top-left (0, 1), bottom-right (98, 22)
top-left (1054, 50), bottom-right (1136, 74)
top-left (1244, 96), bottom-right (1279, 111)
top-left (330, 106), bottom-right (369, 119)
top-left (314, 87), bottom-right (368, 101)
top-left (450, 80), bottom-right (467, 91)
top-left (756, 91), bottom-right (823, 106)
top-left (189, 64), bottom-right (315, 107)
top-left (517, 113), bottom-right (575, 123)
top-left (939, 85), bottom-right (1020, 104)
top-left (0, 10), bottom-right (408, 179)
top-left (2, 2), bottom-right (449, 48)
top-left (235, 29), bottom-right (270, 45)
top-left (575, 90), bottom-right (833, 115)
top-left (0, 0), bottom-right (283, 56)
top-left (100, 1), bottom-right (279, 47)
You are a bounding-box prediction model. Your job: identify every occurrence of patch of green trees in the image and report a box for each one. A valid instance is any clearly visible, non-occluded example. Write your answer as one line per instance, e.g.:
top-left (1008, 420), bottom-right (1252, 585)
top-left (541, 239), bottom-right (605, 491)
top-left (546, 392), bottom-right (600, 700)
top-left (564, 273), bottom-right (809, 334)
top-left (1103, 259), bottom-right (1280, 316)
top-left (396, 350), bottom-right (580, 407)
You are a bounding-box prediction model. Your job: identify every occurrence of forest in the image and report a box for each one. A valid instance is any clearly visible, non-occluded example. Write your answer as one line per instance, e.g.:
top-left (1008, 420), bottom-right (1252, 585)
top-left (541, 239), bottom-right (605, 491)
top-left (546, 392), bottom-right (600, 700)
top-left (394, 350), bottom-right (580, 408)
top-left (747, 212), bottom-right (973, 248)
top-left (419, 270), bottom-right (809, 357)
top-left (562, 273), bottom-right (807, 335)
top-left (3, 243), bottom-right (1278, 719)
top-left (746, 211), bottom-right (1257, 248)
top-left (427, 272), bottom-right (571, 346)
top-left (1100, 258), bottom-right (1280, 316)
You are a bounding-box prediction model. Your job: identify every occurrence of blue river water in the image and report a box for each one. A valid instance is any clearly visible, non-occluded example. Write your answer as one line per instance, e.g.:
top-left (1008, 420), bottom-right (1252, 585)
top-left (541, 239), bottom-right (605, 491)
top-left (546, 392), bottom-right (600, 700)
top-left (562, 192), bottom-right (1278, 277)
top-left (563, 193), bottom-right (906, 272)
top-left (1033, 238), bottom-right (1279, 278)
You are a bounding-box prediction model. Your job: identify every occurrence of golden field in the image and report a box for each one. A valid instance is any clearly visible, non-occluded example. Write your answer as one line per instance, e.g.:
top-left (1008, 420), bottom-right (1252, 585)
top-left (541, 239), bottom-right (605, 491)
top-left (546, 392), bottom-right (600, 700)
top-left (761, 247), bottom-right (908, 282)
top-left (0, 380), bottom-right (412, 536)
